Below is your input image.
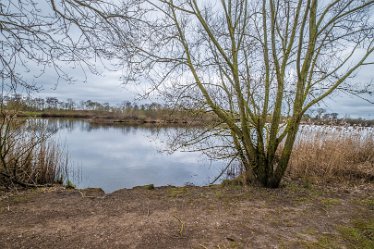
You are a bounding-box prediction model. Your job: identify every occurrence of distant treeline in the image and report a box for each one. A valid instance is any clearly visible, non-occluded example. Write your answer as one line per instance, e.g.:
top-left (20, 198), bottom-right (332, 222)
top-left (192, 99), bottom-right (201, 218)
top-left (1, 95), bottom-right (219, 125)
top-left (2, 94), bottom-right (163, 112)
top-left (302, 108), bottom-right (374, 127)
top-left (1, 95), bottom-right (372, 126)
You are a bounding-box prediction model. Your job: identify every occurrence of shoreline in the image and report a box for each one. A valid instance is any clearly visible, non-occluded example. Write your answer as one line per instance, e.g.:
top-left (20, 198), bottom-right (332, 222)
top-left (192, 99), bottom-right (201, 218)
top-left (1, 182), bottom-right (373, 248)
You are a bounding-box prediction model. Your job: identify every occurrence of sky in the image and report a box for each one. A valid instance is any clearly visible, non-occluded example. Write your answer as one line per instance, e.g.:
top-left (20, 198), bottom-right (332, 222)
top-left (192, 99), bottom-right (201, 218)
top-left (316, 64), bottom-right (374, 119)
top-left (22, 62), bottom-right (372, 119)
top-left (21, 49), bottom-right (372, 119)
top-left (10, 50), bottom-right (373, 121)
top-left (4, 0), bottom-right (374, 119)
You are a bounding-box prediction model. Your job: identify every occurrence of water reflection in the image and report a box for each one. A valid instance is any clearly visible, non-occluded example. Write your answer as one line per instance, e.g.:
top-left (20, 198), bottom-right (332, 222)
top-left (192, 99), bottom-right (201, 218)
top-left (31, 118), bottom-right (224, 193)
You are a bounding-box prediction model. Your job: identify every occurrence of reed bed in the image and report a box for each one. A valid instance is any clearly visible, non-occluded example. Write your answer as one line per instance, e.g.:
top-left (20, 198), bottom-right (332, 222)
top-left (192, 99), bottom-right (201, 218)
top-left (287, 125), bottom-right (374, 184)
top-left (0, 114), bottom-right (68, 188)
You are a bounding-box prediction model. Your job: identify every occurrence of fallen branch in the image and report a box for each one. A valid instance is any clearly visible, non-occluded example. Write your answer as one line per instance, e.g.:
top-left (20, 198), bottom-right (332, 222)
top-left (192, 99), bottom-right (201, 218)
top-left (0, 172), bottom-right (53, 188)
top-left (172, 215), bottom-right (186, 238)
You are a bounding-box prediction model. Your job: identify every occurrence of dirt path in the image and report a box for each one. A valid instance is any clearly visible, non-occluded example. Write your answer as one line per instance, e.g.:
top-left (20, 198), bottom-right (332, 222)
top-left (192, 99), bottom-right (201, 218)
top-left (0, 183), bottom-right (373, 249)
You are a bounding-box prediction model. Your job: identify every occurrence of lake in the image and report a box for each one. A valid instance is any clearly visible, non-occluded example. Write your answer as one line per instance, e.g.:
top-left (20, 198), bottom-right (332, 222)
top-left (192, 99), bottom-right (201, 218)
top-left (35, 119), bottom-right (225, 193)
top-left (28, 119), bottom-right (374, 193)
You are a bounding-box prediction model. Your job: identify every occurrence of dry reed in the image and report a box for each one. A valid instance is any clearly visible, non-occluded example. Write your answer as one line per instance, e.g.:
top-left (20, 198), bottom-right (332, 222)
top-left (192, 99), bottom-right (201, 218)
top-left (0, 114), bottom-right (68, 188)
top-left (286, 126), bottom-right (374, 184)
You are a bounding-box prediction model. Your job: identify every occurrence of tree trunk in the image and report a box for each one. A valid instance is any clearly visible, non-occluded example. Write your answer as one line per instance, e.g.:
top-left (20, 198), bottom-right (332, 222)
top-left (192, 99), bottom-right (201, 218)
top-left (268, 121), bottom-right (300, 188)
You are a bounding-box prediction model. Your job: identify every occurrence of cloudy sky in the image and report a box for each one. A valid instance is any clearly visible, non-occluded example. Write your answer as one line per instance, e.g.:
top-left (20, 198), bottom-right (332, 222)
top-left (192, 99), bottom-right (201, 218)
top-left (22, 62), bottom-right (372, 119)
top-left (12, 41), bottom-right (372, 119)
top-left (5, 0), bottom-right (374, 119)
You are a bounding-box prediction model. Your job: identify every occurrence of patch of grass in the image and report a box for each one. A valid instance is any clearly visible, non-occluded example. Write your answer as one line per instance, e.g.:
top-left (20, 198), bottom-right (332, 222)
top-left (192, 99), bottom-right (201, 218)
top-left (359, 198), bottom-right (374, 210)
top-left (320, 198), bottom-right (341, 207)
top-left (11, 195), bottom-right (29, 203)
top-left (286, 181), bottom-right (321, 195)
top-left (0, 206), bottom-right (5, 214)
top-left (301, 220), bottom-right (374, 249)
top-left (299, 232), bottom-right (341, 249)
top-left (337, 220), bottom-right (374, 249)
top-left (20, 111), bottom-right (41, 117)
top-left (7, 191), bottom-right (38, 204)
top-left (215, 190), bottom-right (224, 199)
top-left (311, 236), bottom-right (341, 249)
top-left (167, 187), bottom-right (188, 198)
top-left (301, 178), bottom-right (314, 189)
top-left (269, 218), bottom-right (297, 228)
top-left (133, 184), bottom-right (155, 190)
top-left (65, 179), bottom-right (76, 189)
top-left (293, 196), bottom-right (311, 204)
top-left (303, 227), bottom-right (318, 235)
top-left (143, 184), bottom-right (155, 190)
top-left (221, 178), bottom-right (243, 187)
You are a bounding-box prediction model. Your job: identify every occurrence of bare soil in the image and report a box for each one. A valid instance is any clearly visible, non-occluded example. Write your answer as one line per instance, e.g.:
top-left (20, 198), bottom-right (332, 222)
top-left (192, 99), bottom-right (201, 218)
top-left (0, 183), bottom-right (373, 249)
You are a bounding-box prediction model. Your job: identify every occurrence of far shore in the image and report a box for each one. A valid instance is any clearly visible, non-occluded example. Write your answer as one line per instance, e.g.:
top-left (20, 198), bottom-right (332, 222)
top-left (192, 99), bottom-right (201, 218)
top-left (13, 109), bottom-right (374, 127)
top-left (16, 110), bottom-right (218, 126)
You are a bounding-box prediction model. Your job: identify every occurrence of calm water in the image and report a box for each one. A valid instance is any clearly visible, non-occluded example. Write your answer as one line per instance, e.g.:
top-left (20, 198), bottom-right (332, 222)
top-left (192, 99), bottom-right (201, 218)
top-left (30, 119), bottom-right (373, 193)
top-left (37, 119), bottom-right (225, 193)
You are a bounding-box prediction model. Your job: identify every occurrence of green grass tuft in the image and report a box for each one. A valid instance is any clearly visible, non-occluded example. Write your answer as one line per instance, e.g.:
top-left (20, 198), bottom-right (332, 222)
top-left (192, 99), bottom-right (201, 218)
top-left (337, 220), bottom-right (374, 249)
top-left (65, 179), bottom-right (76, 189)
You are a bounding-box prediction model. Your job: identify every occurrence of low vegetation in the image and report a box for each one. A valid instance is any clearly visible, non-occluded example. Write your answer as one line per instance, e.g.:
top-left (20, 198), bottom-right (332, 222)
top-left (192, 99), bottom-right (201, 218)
top-left (0, 111), bottom-right (68, 188)
top-left (287, 126), bottom-right (374, 184)
top-left (302, 219), bottom-right (374, 249)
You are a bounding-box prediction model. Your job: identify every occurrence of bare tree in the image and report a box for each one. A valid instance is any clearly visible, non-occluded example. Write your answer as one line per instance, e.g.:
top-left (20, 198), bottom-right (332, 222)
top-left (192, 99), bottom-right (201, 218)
top-left (94, 0), bottom-right (373, 187)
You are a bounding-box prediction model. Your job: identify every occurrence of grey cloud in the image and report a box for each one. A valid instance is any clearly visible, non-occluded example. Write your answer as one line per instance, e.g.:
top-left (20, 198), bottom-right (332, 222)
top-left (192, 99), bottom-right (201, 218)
top-left (8, 1), bottom-right (374, 118)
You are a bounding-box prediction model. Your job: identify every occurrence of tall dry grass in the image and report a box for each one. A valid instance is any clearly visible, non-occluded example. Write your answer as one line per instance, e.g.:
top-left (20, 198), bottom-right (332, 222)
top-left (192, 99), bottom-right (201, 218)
top-left (287, 126), bottom-right (374, 184)
top-left (0, 113), bottom-right (68, 188)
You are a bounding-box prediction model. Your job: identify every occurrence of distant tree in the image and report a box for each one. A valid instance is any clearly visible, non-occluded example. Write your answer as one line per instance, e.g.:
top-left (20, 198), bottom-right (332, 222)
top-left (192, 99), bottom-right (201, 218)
top-left (66, 98), bottom-right (75, 110)
top-left (102, 102), bottom-right (110, 112)
top-left (316, 108), bottom-right (327, 120)
top-left (331, 113), bottom-right (339, 120)
top-left (123, 101), bottom-right (132, 110)
top-left (149, 102), bottom-right (161, 111)
top-left (133, 104), bottom-right (139, 111)
top-left (322, 113), bottom-right (331, 120)
top-left (34, 98), bottom-right (45, 111)
top-left (46, 97), bottom-right (59, 109)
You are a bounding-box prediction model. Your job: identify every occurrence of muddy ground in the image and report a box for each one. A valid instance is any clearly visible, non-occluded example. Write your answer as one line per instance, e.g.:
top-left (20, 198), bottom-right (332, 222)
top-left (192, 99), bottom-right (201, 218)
top-left (0, 183), bottom-right (373, 249)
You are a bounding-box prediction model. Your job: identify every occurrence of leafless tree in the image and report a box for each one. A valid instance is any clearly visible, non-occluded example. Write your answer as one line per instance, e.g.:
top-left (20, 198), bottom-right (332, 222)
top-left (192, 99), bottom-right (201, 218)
top-left (93, 0), bottom-right (373, 187)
